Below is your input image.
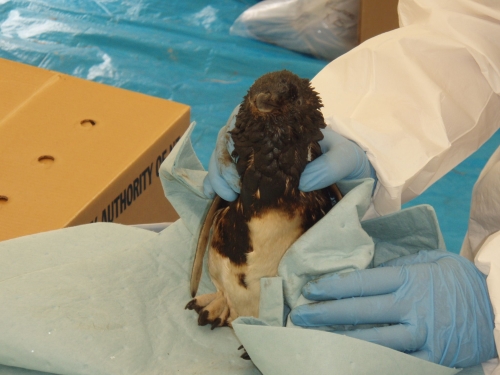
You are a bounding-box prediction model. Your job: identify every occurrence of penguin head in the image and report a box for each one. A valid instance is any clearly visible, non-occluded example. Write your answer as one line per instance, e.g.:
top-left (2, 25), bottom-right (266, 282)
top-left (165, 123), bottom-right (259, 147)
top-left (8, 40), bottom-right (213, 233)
top-left (232, 70), bottom-right (326, 143)
top-left (246, 70), bottom-right (321, 117)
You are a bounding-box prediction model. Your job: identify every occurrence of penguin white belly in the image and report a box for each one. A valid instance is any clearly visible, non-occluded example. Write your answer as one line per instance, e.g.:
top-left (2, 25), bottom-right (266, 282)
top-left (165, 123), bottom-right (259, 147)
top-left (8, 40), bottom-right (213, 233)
top-left (208, 209), bottom-right (302, 322)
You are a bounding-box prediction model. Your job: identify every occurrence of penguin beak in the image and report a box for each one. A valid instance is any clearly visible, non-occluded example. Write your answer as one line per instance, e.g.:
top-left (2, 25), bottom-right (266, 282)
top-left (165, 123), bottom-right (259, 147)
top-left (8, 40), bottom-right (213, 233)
top-left (254, 92), bottom-right (277, 113)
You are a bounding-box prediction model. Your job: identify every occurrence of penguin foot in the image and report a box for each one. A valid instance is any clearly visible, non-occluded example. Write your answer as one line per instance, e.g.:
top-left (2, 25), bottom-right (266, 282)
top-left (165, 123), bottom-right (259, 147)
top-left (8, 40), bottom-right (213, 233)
top-left (185, 291), bottom-right (231, 329)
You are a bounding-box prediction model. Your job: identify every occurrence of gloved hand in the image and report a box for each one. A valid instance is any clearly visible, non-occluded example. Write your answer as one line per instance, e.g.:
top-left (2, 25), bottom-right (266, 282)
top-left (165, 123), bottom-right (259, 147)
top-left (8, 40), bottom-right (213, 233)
top-left (203, 105), bottom-right (241, 201)
top-left (299, 127), bottom-right (376, 191)
top-left (290, 250), bottom-right (496, 368)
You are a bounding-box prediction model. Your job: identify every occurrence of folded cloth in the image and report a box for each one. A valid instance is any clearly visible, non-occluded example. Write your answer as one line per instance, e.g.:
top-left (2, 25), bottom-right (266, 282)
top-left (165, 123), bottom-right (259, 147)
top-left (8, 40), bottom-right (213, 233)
top-left (0, 123), bottom-right (461, 375)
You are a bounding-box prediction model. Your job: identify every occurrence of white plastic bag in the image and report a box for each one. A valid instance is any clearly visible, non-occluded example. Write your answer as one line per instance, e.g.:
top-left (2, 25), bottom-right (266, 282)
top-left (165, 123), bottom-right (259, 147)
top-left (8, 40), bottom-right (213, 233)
top-left (230, 0), bottom-right (360, 61)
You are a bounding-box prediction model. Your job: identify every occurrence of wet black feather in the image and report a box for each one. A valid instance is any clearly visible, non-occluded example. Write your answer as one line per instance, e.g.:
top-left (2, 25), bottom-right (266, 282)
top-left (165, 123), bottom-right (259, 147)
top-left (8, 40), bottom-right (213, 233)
top-left (214, 70), bottom-right (338, 265)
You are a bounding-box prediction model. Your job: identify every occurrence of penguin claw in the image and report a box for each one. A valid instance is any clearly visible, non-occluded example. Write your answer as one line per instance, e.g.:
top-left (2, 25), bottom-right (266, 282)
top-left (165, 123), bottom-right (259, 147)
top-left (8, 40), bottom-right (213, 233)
top-left (241, 352), bottom-right (251, 360)
top-left (185, 299), bottom-right (196, 310)
top-left (211, 318), bottom-right (221, 330)
top-left (239, 345), bottom-right (251, 360)
top-left (198, 310), bottom-right (210, 326)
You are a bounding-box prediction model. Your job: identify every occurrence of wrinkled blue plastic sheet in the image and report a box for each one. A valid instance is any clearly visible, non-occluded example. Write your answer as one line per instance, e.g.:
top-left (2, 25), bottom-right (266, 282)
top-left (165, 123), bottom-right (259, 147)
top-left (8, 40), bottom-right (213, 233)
top-left (0, 0), bottom-right (498, 252)
top-left (0, 0), bottom-right (327, 164)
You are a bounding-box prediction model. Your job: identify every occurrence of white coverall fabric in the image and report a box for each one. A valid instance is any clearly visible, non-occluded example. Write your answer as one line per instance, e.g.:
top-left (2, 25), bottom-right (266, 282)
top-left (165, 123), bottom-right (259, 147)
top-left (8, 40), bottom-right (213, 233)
top-left (313, 0), bottom-right (500, 373)
top-left (463, 147), bottom-right (500, 375)
top-left (312, 0), bottom-right (500, 218)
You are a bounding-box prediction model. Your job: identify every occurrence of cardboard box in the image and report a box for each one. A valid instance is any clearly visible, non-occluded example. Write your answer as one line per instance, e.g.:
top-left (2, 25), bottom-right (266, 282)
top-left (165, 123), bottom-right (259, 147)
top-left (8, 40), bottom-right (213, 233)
top-left (0, 58), bottom-right (190, 242)
top-left (358, 0), bottom-right (400, 44)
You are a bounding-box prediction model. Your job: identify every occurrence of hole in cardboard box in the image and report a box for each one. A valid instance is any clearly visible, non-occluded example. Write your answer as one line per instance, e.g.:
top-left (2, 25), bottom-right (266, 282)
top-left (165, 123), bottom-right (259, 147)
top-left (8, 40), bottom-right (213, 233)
top-left (38, 155), bottom-right (55, 165)
top-left (0, 196), bottom-right (8, 204)
top-left (80, 119), bottom-right (96, 127)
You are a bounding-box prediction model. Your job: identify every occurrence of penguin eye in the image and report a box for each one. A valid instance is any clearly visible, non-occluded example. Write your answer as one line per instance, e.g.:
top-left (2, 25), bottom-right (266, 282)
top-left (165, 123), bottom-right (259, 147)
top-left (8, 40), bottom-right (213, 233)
top-left (296, 97), bottom-right (303, 106)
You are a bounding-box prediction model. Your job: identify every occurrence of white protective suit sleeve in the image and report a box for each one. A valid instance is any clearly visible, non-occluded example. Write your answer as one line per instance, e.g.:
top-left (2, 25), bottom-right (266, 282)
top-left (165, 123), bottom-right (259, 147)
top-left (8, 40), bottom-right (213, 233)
top-left (312, 0), bottom-right (500, 218)
top-left (462, 146), bottom-right (500, 374)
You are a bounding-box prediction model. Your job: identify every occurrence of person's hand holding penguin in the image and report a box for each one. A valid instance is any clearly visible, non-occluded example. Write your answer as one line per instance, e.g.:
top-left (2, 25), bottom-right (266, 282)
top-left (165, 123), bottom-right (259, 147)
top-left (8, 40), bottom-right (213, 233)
top-left (203, 106), bottom-right (376, 201)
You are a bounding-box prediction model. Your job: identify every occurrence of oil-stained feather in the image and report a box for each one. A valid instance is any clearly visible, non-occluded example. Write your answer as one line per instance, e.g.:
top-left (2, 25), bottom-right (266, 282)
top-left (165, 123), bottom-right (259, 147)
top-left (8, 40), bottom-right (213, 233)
top-left (190, 194), bottom-right (226, 297)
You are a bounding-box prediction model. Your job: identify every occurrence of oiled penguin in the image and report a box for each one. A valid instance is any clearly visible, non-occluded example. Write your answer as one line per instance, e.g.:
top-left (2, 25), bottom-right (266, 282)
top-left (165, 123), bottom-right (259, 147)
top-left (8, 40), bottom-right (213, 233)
top-left (186, 70), bottom-right (342, 329)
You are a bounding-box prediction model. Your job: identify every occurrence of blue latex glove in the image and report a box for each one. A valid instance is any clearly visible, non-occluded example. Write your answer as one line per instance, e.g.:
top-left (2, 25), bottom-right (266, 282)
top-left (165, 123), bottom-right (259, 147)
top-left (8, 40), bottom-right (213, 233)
top-left (203, 105), bottom-right (240, 201)
top-left (299, 127), bottom-right (376, 192)
top-left (290, 250), bottom-right (496, 368)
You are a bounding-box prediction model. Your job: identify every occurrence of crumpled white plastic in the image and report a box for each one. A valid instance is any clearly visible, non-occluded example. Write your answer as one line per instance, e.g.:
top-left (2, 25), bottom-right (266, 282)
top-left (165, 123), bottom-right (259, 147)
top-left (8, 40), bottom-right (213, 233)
top-left (230, 0), bottom-right (359, 61)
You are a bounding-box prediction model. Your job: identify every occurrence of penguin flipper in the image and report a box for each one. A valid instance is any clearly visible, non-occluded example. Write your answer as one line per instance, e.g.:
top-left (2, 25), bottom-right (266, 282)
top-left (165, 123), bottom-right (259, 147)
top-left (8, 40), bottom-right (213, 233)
top-left (190, 194), bottom-right (226, 297)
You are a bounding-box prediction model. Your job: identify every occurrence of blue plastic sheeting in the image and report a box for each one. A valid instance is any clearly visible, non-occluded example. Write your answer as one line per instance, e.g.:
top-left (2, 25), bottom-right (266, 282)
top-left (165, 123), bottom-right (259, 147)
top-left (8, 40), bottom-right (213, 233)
top-left (0, 0), bottom-right (327, 164)
top-left (0, 0), bottom-right (498, 253)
